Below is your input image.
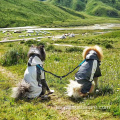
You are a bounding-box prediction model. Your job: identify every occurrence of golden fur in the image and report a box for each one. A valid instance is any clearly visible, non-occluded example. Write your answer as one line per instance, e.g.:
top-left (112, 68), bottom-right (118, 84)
top-left (66, 45), bottom-right (103, 99)
top-left (66, 80), bottom-right (83, 98)
top-left (66, 80), bottom-right (95, 98)
top-left (82, 45), bottom-right (103, 61)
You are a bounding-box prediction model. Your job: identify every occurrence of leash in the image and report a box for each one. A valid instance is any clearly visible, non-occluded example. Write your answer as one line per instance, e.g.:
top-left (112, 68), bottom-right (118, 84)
top-left (36, 59), bottom-right (86, 80)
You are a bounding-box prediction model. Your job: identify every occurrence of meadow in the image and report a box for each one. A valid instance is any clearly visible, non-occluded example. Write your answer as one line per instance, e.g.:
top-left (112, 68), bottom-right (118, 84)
top-left (0, 28), bottom-right (120, 120)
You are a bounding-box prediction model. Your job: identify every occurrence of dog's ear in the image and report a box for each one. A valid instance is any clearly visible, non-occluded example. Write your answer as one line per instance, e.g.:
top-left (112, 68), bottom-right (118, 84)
top-left (37, 45), bottom-right (44, 50)
top-left (37, 45), bottom-right (46, 61)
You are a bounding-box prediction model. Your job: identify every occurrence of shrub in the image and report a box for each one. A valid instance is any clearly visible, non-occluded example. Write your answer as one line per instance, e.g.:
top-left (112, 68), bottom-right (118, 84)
top-left (95, 84), bottom-right (114, 96)
top-left (104, 43), bottom-right (113, 49)
top-left (46, 45), bottom-right (55, 51)
top-left (20, 40), bottom-right (25, 44)
top-left (0, 47), bottom-right (28, 66)
top-left (24, 40), bottom-right (47, 47)
top-left (66, 47), bottom-right (83, 52)
top-left (8, 44), bottom-right (13, 47)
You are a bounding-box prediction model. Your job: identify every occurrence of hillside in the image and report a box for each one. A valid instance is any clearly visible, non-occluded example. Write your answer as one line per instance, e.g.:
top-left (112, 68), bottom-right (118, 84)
top-left (0, 0), bottom-right (120, 28)
top-left (47, 0), bottom-right (120, 17)
top-left (0, 0), bottom-right (86, 28)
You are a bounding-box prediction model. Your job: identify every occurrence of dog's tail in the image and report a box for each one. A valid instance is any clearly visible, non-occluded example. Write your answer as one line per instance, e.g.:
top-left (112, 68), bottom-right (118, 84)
top-left (11, 80), bottom-right (30, 99)
top-left (66, 80), bottom-right (82, 98)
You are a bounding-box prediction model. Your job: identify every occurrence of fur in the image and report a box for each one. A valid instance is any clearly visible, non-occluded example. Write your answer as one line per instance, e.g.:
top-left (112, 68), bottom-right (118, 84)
top-left (82, 45), bottom-right (103, 61)
top-left (66, 45), bottom-right (103, 99)
top-left (11, 45), bottom-right (50, 99)
top-left (11, 80), bottom-right (30, 98)
top-left (66, 80), bottom-right (83, 98)
top-left (66, 80), bottom-right (95, 99)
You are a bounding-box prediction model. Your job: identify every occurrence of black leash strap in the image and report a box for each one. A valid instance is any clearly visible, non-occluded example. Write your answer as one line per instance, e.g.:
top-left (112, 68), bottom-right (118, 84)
top-left (36, 59), bottom-right (86, 80)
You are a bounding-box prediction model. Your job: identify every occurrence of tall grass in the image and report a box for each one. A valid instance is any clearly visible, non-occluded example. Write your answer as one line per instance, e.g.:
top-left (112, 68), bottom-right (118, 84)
top-left (0, 47), bottom-right (28, 66)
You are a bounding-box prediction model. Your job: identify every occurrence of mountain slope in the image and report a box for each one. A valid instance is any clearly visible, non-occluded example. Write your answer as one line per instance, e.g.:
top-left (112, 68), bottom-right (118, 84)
top-left (0, 0), bottom-right (86, 27)
top-left (47, 0), bottom-right (120, 17)
top-left (85, 0), bottom-right (120, 17)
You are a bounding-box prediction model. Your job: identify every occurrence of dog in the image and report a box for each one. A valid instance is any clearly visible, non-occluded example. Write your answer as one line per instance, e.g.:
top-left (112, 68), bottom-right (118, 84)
top-left (66, 45), bottom-right (103, 98)
top-left (12, 45), bottom-right (54, 99)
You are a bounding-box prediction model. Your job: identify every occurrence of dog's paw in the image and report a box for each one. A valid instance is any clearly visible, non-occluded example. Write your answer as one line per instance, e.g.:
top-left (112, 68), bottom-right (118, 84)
top-left (41, 95), bottom-right (50, 100)
top-left (48, 89), bottom-right (54, 94)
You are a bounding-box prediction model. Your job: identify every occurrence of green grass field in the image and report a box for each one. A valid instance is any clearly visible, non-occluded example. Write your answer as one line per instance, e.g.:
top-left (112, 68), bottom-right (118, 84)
top-left (0, 28), bottom-right (120, 119)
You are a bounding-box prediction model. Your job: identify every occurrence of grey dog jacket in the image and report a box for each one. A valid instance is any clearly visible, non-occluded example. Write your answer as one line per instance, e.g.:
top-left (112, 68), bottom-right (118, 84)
top-left (75, 50), bottom-right (101, 94)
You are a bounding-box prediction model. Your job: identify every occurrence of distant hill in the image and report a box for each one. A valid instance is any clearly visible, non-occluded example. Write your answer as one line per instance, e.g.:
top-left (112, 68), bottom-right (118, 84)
top-left (47, 0), bottom-right (120, 17)
top-left (0, 0), bottom-right (86, 28)
top-left (0, 0), bottom-right (119, 28)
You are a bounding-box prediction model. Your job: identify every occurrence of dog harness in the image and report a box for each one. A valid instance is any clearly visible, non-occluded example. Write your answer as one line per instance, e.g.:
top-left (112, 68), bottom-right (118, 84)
top-left (75, 50), bottom-right (101, 94)
top-left (23, 55), bottom-right (44, 98)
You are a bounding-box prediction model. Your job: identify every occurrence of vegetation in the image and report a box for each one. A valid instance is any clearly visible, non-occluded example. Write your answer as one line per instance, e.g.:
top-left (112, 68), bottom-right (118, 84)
top-left (0, 0), bottom-right (120, 119)
top-left (47, 0), bottom-right (120, 17)
top-left (0, 0), bottom-right (120, 28)
top-left (0, 28), bottom-right (120, 119)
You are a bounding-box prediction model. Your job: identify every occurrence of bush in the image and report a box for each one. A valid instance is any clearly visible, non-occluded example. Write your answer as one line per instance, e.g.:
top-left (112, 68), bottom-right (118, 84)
top-left (46, 45), bottom-right (63, 52)
top-left (24, 40), bottom-right (47, 47)
top-left (104, 43), bottom-right (113, 49)
top-left (0, 47), bottom-right (28, 66)
top-left (66, 47), bottom-right (83, 52)
top-left (8, 44), bottom-right (13, 47)
top-left (46, 45), bottom-right (55, 51)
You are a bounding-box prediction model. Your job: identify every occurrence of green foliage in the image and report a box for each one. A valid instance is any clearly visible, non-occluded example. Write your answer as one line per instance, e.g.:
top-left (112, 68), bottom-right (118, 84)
top-left (46, 45), bottom-right (55, 51)
top-left (48, 0), bottom-right (87, 11)
top-left (48, 0), bottom-right (120, 17)
top-left (24, 40), bottom-right (47, 47)
top-left (46, 45), bottom-right (63, 52)
top-left (85, 0), bottom-right (120, 17)
top-left (104, 43), bottom-right (113, 49)
top-left (0, 29), bottom-right (120, 118)
top-left (0, 0), bottom-right (88, 28)
top-left (0, 47), bottom-right (28, 66)
top-left (66, 47), bottom-right (83, 52)
top-left (0, 0), bottom-right (120, 28)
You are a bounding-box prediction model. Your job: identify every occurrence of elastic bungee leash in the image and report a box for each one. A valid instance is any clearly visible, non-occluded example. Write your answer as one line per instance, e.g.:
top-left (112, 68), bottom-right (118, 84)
top-left (36, 59), bottom-right (86, 80)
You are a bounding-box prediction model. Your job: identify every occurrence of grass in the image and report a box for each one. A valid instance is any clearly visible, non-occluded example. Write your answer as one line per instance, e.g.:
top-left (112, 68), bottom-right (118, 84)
top-left (48, 0), bottom-right (120, 17)
top-left (0, 28), bottom-right (120, 119)
top-left (0, 0), bottom-right (120, 28)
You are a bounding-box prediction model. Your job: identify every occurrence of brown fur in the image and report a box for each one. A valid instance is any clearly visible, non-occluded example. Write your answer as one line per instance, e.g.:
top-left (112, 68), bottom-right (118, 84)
top-left (11, 45), bottom-right (48, 99)
top-left (28, 45), bottom-right (46, 61)
top-left (11, 80), bottom-right (30, 99)
top-left (66, 45), bottom-right (103, 99)
top-left (82, 45), bottom-right (103, 61)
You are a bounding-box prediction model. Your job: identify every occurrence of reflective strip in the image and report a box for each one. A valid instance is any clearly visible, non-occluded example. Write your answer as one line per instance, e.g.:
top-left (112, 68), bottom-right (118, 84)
top-left (89, 60), bottom-right (97, 82)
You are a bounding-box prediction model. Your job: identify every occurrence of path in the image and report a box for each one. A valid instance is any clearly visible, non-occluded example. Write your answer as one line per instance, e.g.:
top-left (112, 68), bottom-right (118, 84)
top-left (53, 43), bottom-right (87, 48)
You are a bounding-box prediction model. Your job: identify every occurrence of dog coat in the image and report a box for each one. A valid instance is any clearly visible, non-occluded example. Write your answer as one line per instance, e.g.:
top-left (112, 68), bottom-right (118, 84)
top-left (75, 50), bottom-right (101, 94)
top-left (24, 55), bottom-right (45, 98)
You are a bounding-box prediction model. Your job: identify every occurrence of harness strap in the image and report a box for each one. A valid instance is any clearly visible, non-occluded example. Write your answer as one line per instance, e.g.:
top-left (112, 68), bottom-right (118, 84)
top-left (36, 65), bottom-right (42, 87)
top-left (36, 59), bottom-right (86, 80)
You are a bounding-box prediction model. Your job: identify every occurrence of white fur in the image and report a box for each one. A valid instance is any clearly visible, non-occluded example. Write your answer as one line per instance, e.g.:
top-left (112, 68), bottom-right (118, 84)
top-left (11, 80), bottom-right (30, 98)
top-left (66, 80), bottom-right (82, 98)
